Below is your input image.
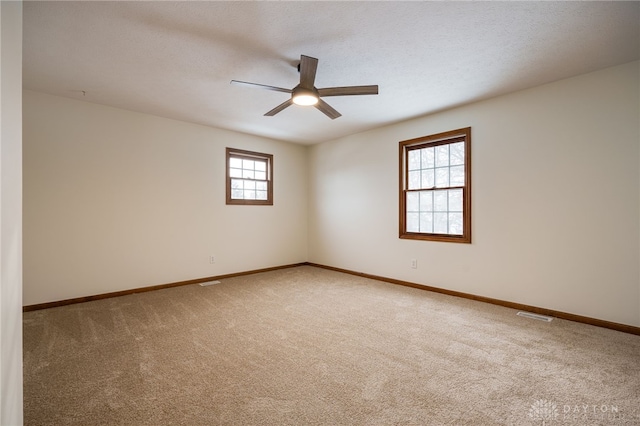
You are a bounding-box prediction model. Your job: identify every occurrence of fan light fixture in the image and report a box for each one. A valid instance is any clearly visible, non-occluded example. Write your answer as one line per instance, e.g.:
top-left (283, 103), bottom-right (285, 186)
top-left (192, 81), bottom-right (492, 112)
top-left (292, 94), bottom-right (318, 106)
top-left (230, 55), bottom-right (379, 119)
top-left (292, 87), bottom-right (318, 106)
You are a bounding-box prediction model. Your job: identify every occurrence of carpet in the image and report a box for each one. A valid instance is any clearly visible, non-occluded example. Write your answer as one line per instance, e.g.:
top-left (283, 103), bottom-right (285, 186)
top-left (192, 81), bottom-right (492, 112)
top-left (23, 266), bottom-right (640, 425)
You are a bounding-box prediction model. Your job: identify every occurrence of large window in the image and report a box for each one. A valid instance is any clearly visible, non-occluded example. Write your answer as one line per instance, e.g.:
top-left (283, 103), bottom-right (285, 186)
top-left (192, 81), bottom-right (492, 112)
top-left (399, 128), bottom-right (471, 243)
top-left (226, 148), bottom-right (273, 205)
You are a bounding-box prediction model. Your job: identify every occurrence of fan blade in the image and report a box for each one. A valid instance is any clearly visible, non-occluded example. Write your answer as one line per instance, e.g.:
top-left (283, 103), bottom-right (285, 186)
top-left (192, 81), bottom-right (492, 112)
top-left (264, 99), bottom-right (294, 116)
top-left (314, 99), bottom-right (341, 120)
top-left (299, 55), bottom-right (318, 89)
top-left (230, 80), bottom-right (292, 93)
top-left (317, 85), bottom-right (379, 97)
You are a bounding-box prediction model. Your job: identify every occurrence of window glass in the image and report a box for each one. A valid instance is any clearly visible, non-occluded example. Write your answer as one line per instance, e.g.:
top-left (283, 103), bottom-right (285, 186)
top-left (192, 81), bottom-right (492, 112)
top-left (226, 148), bottom-right (273, 206)
top-left (399, 128), bottom-right (471, 243)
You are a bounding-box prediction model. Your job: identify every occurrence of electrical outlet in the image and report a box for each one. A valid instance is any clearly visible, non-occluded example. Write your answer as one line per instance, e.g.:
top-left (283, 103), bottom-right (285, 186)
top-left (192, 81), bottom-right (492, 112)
top-left (209, 256), bottom-right (215, 264)
top-left (411, 259), bottom-right (417, 269)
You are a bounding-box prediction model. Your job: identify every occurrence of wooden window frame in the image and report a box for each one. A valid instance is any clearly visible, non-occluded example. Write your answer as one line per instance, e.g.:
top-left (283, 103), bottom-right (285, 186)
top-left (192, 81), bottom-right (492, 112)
top-left (226, 147), bottom-right (273, 206)
top-left (399, 127), bottom-right (471, 243)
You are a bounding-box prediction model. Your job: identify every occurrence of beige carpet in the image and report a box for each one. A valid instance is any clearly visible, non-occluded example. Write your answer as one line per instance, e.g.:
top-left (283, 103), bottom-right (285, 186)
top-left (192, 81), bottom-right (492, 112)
top-left (23, 266), bottom-right (640, 425)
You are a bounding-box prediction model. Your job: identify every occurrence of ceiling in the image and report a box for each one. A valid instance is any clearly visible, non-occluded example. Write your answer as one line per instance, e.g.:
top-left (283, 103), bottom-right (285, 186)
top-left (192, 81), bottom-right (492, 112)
top-left (23, 1), bottom-right (640, 145)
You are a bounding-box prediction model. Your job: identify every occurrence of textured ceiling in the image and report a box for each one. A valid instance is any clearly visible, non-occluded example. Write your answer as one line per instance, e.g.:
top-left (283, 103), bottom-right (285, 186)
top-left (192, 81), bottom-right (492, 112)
top-left (23, 1), bottom-right (640, 145)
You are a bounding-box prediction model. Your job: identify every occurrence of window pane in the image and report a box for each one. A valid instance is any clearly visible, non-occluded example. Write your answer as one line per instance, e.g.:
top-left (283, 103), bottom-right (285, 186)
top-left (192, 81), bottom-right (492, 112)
top-left (406, 192), bottom-right (419, 212)
top-left (435, 168), bottom-right (449, 188)
top-left (434, 190), bottom-right (448, 211)
top-left (434, 213), bottom-right (448, 233)
top-left (419, 191), bottom-right (433, 212)
top-left (421, 147), bottom-right (435, 168)
top-left (436, 145), bottom-right (449, 167)
top-left (421, 169), bottom-right (434, 188)
top-left (227, 148), bottom-right (273, 206)
top-left (450, 142), bottom-right (465, 166)
top-left (450, 165), bottom-right (465, 186)
top-left (408, 150), bottom-right (421, 171)
top-left (449, 213), bottom-right (463, 235)
top-left (407, 213), bottom-right (419, 232)
top-left (420, 213), bottom-right (433, 233)
top-left (408, 170), bottom-right (420, 190)
top-left (449, 189), bottom-right (463, 212)
top-left (399, 128), bottom-right (470, 242)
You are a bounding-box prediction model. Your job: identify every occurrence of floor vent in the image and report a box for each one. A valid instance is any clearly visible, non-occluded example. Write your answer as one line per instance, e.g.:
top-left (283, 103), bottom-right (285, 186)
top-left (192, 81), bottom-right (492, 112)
top-left (199, 281), bottom-right (221, 287)
top-left (517, 311), bottom-right (553, 322)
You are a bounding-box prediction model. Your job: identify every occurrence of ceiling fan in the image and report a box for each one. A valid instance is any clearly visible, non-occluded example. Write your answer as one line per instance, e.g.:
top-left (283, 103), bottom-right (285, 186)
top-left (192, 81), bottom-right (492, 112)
top-left (230, 55), bottom-right (378, 120)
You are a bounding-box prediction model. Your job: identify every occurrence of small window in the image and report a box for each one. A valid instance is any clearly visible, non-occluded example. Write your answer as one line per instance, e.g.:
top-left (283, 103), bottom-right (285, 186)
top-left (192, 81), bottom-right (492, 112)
top-left (399, 128), bottom-right (471, 243)
top-left (226, 148), bottom-right (273, 205)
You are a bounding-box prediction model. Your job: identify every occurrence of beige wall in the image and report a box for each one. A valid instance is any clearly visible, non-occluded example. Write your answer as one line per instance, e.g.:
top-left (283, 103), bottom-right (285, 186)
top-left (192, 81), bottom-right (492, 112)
top-left (23, 91), bottom-right (308, 306)
top-left (308, 61), bottom-right (640, 327)
top-left (23, 61), bottom-right (640, 329)
top-left (1, 1), bottom-right (24, 424)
